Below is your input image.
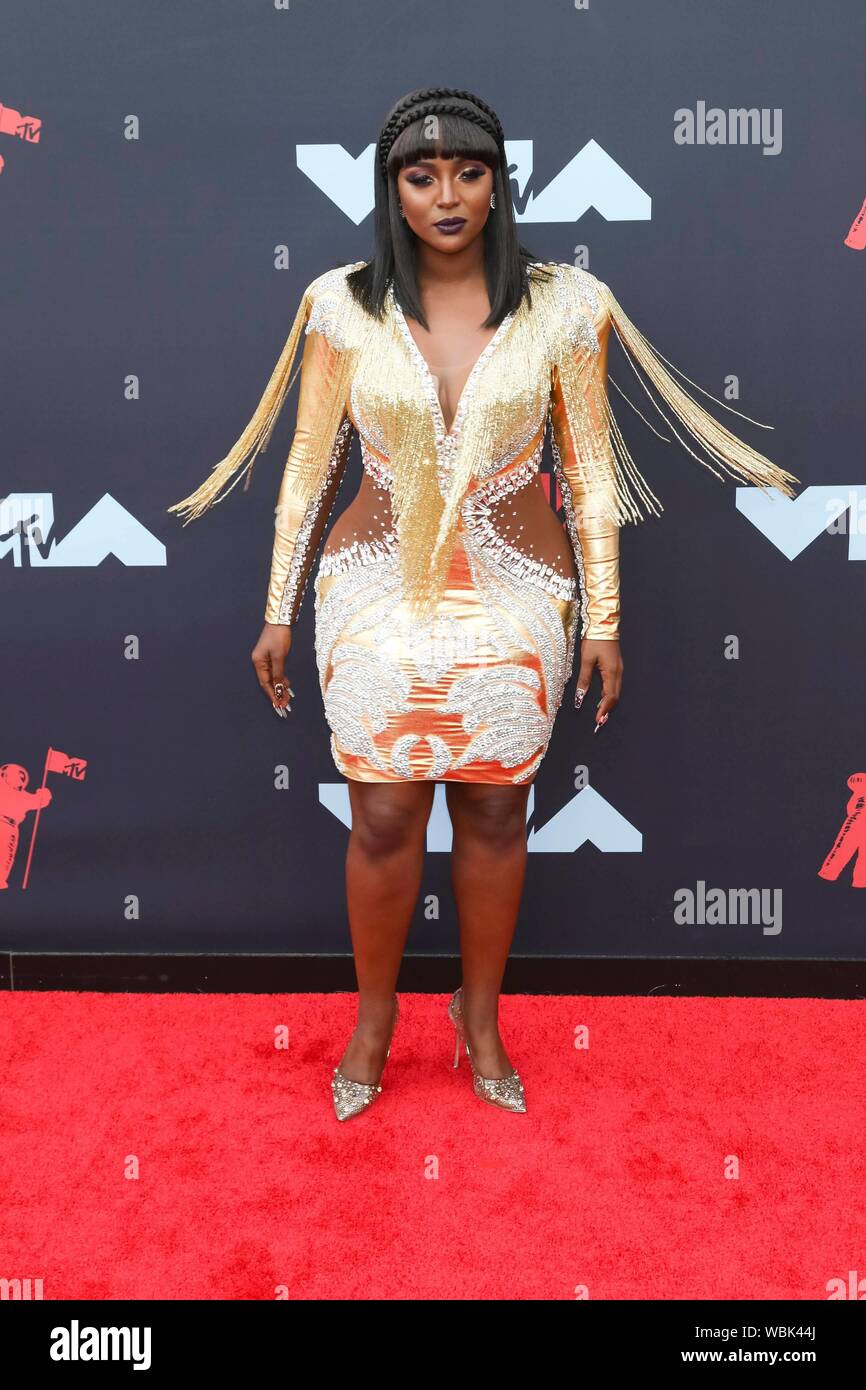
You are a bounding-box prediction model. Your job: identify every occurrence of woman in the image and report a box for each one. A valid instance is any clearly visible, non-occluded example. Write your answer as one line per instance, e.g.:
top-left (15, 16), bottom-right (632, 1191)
top-left (168, 87), bottom-right (800, 1121)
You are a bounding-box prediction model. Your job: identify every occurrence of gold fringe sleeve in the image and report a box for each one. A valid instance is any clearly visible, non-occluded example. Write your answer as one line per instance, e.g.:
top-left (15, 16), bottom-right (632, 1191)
top-left (167, 287), bottom-right (314, 523)
top-left (550, 309), bottom-right (621, 642)
top-left (552, 272), bottom-right (802, 532)
top-left (264, 329), bottom-right (354, 625)
top-left (166, 277), bottom-right (355, 525)
top-left (166, 274), bottom-right (359, 626)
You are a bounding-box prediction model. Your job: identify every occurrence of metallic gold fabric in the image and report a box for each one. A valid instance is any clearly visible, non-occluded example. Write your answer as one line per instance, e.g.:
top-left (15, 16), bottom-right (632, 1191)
top-left (264, 330), bottom-right (353, 625)
top-left (549, 305), bottom-right (620, 639)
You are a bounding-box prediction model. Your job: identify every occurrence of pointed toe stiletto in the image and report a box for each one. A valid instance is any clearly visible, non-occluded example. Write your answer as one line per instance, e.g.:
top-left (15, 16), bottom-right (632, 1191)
top-left (447, 986), bottom-right (526, 1113)
top-left (331, 995), bottom-right (399, 1121)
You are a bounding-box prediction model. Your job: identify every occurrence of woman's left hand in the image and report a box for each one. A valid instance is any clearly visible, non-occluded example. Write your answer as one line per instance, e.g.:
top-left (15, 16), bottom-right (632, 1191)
top-left (574, 638), bottom-right (623, 732)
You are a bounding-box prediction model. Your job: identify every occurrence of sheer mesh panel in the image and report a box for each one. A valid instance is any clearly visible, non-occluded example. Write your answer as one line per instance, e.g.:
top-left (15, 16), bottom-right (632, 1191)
top-left (477, 473), bottom-right (575, 580)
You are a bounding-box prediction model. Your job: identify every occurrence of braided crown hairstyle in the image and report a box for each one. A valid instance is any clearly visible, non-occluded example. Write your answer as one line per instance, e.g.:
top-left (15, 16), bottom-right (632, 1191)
top-left (376, 88), bottom-right (505, 177)
top-left (346, 87), bottom-right (552, 328)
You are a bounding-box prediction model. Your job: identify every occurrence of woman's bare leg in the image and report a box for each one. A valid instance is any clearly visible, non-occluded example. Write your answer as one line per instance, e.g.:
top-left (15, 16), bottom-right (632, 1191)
top-left (445, 782), bottom-right (531, 1077)
top-left (337, 780), bottom-right (435, 1083)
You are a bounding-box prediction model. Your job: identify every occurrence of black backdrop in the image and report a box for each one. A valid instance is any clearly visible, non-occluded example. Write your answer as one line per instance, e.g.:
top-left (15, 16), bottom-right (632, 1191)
top-left (3, 0), bottom-right (865, 960)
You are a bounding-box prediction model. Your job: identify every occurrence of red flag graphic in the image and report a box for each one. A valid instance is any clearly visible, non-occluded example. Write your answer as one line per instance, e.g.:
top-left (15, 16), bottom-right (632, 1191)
top-left (45, 749), bottom-right (88, 779)
top-left (21, 746), bottom-right (88, 888)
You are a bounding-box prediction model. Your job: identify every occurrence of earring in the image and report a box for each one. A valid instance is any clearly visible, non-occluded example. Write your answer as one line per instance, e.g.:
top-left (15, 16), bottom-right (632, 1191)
top-left (490, 193), bottom-right (496, 209)
top-left (399, 204), bottom-right (406, 219)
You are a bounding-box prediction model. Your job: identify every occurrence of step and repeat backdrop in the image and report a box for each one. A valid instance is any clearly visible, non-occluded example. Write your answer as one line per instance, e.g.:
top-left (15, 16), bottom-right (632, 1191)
top-left (3, 0), bottom-right (865, 957)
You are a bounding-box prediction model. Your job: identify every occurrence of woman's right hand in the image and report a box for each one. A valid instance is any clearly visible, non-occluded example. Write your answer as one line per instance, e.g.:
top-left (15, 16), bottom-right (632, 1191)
top-left (251, 622), bottom-right (294, 716)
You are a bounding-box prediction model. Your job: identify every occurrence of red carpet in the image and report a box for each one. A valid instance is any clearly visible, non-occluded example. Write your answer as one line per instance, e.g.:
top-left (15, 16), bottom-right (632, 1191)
top-left (1, 991), bottom-right (864, 1300)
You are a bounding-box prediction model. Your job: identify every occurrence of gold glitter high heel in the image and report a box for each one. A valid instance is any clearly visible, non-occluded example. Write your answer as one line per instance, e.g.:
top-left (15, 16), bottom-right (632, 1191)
top-left (331, 995), bottom-right (399, 1121)
top-left (447, 986), bottom-right (526, 1113)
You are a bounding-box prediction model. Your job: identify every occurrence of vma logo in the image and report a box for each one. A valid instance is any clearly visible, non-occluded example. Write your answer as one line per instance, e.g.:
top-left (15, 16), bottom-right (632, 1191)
top-left (737, 486), bottom-right (866, 559)
top-left (319, 783), bottom-right (642, 854)
top-left (1, 494), bottom-right (165, 568)
top-left (296, 139), bottom-right (653, 226)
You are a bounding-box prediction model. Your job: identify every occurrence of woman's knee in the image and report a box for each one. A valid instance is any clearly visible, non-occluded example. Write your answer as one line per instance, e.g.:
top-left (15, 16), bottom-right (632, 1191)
top-left (447, 785), bottom-right (529, 846)
top-left (349, 784), bottom-right (432, 857)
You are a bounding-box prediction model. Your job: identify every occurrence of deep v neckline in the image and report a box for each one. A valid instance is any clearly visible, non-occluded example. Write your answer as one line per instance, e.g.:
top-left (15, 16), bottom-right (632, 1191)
top-left (388, 284), bottom-right (516, 443)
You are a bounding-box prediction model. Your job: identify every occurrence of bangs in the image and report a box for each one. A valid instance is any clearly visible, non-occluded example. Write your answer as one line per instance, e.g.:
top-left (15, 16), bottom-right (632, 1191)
top-left (387, 112), bottom-right (500, 172)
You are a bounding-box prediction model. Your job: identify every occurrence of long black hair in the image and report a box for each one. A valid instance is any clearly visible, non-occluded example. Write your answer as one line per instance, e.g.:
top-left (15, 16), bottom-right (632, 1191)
top-left (345, 87), bottom-right (554, 329)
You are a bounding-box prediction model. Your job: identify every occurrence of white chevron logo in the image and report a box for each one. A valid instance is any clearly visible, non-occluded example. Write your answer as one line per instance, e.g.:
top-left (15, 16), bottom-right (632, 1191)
top-left (736, 485), bottom-right (866, 559)
top-left (319, 782), bottom-right (642, 854)
top-left (296, 139), bottom-right (652, 225)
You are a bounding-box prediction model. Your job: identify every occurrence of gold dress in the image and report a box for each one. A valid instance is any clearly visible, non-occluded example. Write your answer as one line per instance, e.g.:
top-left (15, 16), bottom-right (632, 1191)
top-left (168, 261), bottom-right (799, 784)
